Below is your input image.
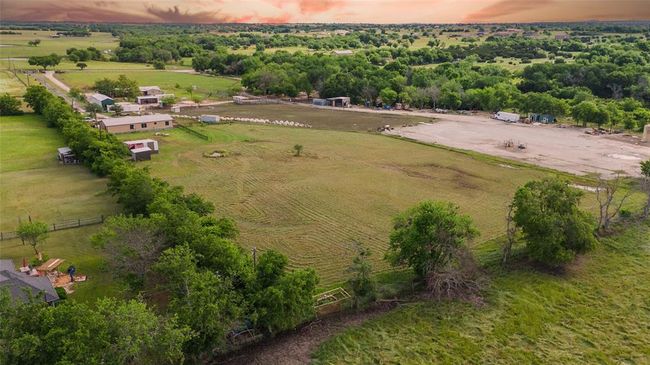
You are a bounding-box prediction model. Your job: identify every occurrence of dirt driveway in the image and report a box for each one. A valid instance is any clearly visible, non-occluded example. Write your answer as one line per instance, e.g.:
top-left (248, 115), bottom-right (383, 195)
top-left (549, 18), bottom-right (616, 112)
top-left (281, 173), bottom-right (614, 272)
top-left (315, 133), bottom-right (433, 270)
top-left (385, 114), bottom-right (650, 178)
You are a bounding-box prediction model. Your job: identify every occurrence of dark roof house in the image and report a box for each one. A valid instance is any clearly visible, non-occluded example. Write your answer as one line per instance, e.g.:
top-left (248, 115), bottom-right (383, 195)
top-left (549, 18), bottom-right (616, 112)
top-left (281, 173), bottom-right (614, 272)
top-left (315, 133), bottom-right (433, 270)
top-left (0, 259), bottom-right (60, 305)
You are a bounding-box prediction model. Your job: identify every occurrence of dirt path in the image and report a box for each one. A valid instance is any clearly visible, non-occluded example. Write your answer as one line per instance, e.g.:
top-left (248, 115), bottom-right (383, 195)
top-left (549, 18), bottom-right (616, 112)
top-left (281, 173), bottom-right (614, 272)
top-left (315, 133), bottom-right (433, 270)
top-left (213, 302), bottom-right (401, 365)
top-left (44, 71), bottom-right (70, 92)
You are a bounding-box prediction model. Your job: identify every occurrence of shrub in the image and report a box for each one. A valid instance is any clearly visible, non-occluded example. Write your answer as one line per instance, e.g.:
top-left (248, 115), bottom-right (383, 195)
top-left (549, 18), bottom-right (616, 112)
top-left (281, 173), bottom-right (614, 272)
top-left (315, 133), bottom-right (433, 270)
top-left (0, 93), bottom-right (23, 115)
top-left (513, 178), bottom-right (597, 266)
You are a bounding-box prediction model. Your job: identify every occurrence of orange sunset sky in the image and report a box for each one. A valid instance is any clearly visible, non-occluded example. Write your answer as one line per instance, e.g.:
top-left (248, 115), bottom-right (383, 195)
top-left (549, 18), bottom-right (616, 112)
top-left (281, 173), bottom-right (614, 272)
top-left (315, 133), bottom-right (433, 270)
top-left (1, 0), bottom-right (650, 24)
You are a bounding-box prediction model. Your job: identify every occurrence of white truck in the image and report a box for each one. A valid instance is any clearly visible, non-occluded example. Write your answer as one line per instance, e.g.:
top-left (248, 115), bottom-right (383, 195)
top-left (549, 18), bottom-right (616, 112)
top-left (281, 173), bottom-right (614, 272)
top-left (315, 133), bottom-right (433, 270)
top-left (494, 111), bottom-right (520, 123)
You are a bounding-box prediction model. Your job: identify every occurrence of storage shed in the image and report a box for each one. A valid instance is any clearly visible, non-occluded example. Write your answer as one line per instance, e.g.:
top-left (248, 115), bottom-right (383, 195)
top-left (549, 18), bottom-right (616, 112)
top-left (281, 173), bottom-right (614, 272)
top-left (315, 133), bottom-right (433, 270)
top-left (99, 114), bottom-right (173, 134)
top-left (130, 147), bottom-right (152, 161)
top-left (86, 93), bottom-right (114, 110)
top-left (326, 97), bottom-right (351, 108)
top-left (139, 86), bottom-right (163, 96)
top-left (529, 113), bottom-right (556, 124)
top-left (123, 139), bottom-right (159, 153)
top-left (494, 111), bottom-right (520, 123)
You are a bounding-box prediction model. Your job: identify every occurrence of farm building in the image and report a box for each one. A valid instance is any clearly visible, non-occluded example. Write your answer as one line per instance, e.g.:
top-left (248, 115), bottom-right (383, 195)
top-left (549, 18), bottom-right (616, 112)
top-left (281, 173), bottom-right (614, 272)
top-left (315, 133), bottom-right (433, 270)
top-left (86, 93), bottom-right (114, 110)
top-left (99, 114), bottom-right (173, 134)
top-left (494, 111), bottom-right (521, 123)
top-left (0, 259), bottom-right (60, 305)
top-left (110, 102), bottom-right (141, 114)
top-left (529, 113), bottom-right (556, 124)
top-left (328, 97), bottom-right (351, 107)
top-left (200, 115), bottom-right (221, 123)
top-left (57, 146), bottom-right (78, 164)
top-left (139, 86), bottom-right (163, 96)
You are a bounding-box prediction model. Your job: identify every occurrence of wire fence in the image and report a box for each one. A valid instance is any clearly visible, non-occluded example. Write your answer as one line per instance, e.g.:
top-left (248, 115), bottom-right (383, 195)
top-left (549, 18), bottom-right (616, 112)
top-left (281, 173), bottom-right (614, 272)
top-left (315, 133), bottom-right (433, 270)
top-left (176, 124), bottom-right (211, 141)
top-left (0, 215), bottom-right (106, 241)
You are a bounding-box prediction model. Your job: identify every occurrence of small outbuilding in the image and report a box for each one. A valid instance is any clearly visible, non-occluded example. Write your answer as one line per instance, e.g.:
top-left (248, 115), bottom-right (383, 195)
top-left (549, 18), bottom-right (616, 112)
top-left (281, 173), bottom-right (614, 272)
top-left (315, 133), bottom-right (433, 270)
top-left (99, 114), bottom-right (174, 134)
top-left (123, 139), bottom-right (159, 153)
top-left (312, 98), bottom-right (328, 106)
top-left (57, 147), bottom-right (78, 164)
top-left (529, 113), bottom-right (556, 124)
top-left (200, 115), bottom-right (221, 124)
top-left (130, 147), bottom-right (152, 161)
top-left (110, 102), bottom-right (142, 114)
top-left (326, 97), bottom-right (351, 108)
top-left (139, 86), bottom-right (163, 96)
top-left (86, 93), bottom-right (114, 110)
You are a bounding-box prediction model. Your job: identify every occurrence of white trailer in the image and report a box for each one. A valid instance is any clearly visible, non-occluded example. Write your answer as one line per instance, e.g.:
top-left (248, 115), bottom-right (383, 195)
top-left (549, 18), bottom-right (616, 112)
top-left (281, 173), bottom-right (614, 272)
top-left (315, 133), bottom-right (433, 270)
top-left (200, 115), bottom-right (221, 124)
top-left (494, 111), bottom-right (521, 123)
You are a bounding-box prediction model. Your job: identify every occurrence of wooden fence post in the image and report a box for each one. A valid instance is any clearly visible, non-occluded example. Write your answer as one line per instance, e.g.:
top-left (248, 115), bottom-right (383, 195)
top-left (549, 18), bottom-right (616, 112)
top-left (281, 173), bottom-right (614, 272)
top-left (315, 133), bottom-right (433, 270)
top-left (78, 219), bottom-right (81, 227)
top-left (52, 223), bottom-right (56, 231)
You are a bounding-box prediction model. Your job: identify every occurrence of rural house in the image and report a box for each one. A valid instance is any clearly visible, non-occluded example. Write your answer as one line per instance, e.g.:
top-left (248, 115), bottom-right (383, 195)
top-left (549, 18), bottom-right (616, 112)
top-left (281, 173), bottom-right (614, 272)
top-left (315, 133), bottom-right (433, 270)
top-left (86, 93), bottom-right (114, 110)
top-left (0, 259), bottom-right (60, 305)
top-left (99, 114), bottom-right (173, 134)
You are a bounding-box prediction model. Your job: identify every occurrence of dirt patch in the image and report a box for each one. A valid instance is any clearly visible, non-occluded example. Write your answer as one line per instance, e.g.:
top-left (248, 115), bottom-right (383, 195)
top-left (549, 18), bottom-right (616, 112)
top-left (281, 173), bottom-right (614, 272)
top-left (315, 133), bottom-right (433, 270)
top-left (387, 117), bottom-right (650, 178)
top-left (213, 301), bottom-right (402, 365)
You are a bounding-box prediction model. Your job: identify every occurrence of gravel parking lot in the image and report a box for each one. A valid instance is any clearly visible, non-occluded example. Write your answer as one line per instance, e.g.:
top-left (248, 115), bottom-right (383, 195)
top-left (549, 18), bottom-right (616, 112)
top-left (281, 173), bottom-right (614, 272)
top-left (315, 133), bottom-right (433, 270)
top-left (386, 114), bottom-right (650, 178)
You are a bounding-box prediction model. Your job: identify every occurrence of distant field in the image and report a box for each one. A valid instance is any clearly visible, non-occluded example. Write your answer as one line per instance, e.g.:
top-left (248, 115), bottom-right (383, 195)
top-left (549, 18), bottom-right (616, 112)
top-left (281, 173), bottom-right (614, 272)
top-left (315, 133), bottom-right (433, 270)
top-left (55, 70), bottom-right (240, 99)
top-left (0, 31), bottom-right (118, 58)
top-left (0, 59), bottom-right (189, 71)
top-left (0, 70), bottom-right (26, 96)
top-left (119, 122), bottom-right (556, 285)
top-left (0, 114), bottom-right (121, 302)
top-left (183, 103), bottom-right (435, 132)
top-left (313, 222), bottom-right (650, 364)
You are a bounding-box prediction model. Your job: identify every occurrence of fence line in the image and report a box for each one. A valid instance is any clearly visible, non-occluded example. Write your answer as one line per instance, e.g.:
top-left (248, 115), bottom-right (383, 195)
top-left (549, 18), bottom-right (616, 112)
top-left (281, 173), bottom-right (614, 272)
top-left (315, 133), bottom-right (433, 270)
top-left (175, 124), bottom-right (211, 141)
top-left (0, 215), bottom-right (106, 241)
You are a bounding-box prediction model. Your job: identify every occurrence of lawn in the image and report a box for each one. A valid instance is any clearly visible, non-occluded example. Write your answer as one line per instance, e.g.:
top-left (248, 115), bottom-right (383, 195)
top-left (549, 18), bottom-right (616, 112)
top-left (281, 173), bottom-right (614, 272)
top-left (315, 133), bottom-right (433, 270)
top-left (0, 114), bottom-right (121, 301)
top-left (312, 221), bottom-right (650, 364)
top-left (182, 103), bottom-right (435, 132)
top-left (55, 70), bottom-right (241, 100)
top-left (118, 120), bottom-right (563, 285)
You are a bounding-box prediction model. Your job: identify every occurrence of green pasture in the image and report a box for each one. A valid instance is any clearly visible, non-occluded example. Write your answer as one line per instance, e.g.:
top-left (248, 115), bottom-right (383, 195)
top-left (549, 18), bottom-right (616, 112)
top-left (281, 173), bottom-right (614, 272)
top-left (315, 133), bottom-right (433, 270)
top-left (0, 31), bottom-right (118, 58)
top-left (114, 113), bottom-right (632, 285)
top-left (313, 221), bottom-right (650, 364)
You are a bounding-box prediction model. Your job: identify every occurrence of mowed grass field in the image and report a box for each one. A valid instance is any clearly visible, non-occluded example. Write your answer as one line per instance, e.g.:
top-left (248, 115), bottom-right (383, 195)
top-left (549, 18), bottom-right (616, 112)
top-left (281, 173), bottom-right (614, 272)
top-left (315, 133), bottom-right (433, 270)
top-left (55, 70), bottom-right (240, 99)
top-left (0, 31), bottom-right (118, 58)
top-left (313, 222), bottom-right (650, 364)
top-left (0, 114), bottom-right (121, 301)
top-left (184, 103), bottom-right (435, 132)
top-left (119, 121), bottom-right (559, 285)
top-left (0, 70), bottom-right (26, 96)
